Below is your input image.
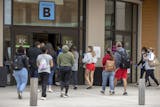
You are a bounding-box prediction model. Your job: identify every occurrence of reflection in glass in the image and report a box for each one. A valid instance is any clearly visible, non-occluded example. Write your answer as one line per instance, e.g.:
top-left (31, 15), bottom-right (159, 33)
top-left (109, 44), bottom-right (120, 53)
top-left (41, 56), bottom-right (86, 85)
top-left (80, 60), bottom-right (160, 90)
top-left (116, 2), bottom-right (132, 31)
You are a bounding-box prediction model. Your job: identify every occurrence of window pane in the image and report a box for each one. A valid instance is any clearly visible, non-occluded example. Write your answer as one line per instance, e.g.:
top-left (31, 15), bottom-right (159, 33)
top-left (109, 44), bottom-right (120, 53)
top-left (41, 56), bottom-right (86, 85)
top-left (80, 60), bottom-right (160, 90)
top-left (4, 27), bottom-right (11, 60)
top-left (13, 0), bottom-right (78, 27)
top-left (105, 31), bottom-right (114, 52)
top-left (4, 0), bottom-right (12, 25)
top-left (105, 0), bottom-right (115, 30)
top-left (116, 2), bottom-right (132, 31)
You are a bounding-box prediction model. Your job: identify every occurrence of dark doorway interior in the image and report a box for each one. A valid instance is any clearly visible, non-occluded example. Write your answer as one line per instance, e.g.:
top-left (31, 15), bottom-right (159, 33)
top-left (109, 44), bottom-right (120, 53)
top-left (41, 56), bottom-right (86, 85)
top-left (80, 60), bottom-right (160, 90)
top-left (33, 33), bottom-right (62, 50)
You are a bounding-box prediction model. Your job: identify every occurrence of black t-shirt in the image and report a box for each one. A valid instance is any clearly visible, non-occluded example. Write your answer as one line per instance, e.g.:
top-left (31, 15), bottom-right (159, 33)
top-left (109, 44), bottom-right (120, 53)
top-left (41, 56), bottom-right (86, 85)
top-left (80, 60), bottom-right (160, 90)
top-left (28, 47), bottom-right (42, 68)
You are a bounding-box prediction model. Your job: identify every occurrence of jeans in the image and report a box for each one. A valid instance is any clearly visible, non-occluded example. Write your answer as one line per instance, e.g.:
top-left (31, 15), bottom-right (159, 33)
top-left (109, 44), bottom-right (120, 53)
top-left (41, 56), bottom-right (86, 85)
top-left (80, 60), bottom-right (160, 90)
top-left (39, 72), bottom-right (49, 97)
top-left (140, 68), bottom-right (151, 85)
top-left (13, 68), bottom-right (28, 92)
top-left (60, 66), bottom-right (71, 94)
top-left (102, 71), bottom-right (115, 91)
top-left (71, 71), bottom-right (78, 87)
top-left (145, 69), bottom-right (159, 86)
top-left (48, 69), bottom-right (55, 85)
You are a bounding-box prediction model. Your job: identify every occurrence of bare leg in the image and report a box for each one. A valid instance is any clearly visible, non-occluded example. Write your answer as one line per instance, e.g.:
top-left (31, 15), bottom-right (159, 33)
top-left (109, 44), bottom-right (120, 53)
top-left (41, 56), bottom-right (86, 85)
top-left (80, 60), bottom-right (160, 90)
top-left (122, 78), bottom-right (127, 92)
top-left (85, 70), bottom-right (91, 86)
top-left (90, 71), bottom-right (95, 86)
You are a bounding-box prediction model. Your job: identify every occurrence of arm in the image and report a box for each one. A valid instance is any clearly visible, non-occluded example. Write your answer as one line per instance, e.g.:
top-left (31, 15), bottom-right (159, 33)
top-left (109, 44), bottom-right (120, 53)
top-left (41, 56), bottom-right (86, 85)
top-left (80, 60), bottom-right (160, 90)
top-left (50, 59), bottom-right (54, 67)
top-left (57, 55), bottom-right (60, 66)
top-left (137, 59), bottom-right (142, 66)
top-left (71, 53), bottom-right (75, 66)
top-left (148, 53), bottom-right (155, 61)
top-left (36, 56), bottom-right (39, 67)
top-left (92, 57), bottom-right (97, 64)
top-left (82, 53), bottom-right (88, 63)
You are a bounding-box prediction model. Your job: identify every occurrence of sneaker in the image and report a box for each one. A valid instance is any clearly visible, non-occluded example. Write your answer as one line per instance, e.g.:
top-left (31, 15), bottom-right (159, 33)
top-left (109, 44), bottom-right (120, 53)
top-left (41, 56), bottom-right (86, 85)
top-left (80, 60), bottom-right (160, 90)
top-left (37, 89), bottom-right (41, 93)
top-left (123, 92), bottom-right (128, 96)
top-left (86, 86), bottom-right (92, 89)
top-left (73, 87), bottom-right (78, 90)
top-left (60, 91), bottom-right (65, 98)
top-left (109, 91), bottom-right (115, 95)
top-left (40, 97), bottom-right (46, 100)
top-left (48, 89), bottom-right (53, 93)
top-left (100, 90), bottom-right (105, 94)
top-left (18, 92), bottom-right (22, 99)
top-left (146, 84), bottom-right (152, 87)
top-left (64, 94), bottom-right (69, 98)
top-left (157, 85), bottom-right (160, 88)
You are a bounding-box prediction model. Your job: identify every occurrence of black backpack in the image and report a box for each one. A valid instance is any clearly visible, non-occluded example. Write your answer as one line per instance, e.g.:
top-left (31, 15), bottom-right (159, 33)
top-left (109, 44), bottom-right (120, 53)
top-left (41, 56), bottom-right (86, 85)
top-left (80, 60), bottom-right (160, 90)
top-left (117, 51), bottom-right (130, 69)
top-left (13, 55), bottom-right (25, 70)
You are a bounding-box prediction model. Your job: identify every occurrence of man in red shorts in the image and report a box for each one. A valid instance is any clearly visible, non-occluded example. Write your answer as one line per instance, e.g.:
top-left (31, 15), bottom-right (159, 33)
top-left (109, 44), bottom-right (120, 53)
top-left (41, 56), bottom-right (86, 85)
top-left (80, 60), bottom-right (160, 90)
top-left (114, 42), bottom-right (129, 95)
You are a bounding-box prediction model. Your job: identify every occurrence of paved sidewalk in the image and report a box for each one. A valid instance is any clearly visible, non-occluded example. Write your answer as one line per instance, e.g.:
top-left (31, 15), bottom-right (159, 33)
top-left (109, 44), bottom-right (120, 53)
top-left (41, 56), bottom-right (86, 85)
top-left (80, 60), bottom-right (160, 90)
top-left (0, 85), bottom-right (160, 107)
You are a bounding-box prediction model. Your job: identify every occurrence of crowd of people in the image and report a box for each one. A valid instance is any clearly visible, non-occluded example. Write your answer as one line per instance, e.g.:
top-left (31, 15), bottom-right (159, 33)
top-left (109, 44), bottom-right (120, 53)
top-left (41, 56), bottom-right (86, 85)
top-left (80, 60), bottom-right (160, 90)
top-left (12, 41), bottom-right (160, 100)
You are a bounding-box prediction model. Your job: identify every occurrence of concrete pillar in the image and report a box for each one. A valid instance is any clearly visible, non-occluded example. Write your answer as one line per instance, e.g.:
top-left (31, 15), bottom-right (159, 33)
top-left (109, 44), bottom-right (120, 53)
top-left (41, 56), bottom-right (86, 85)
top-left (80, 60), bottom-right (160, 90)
top-left (158, 1), bottom-right (160, 57)
top-left (136, 3), bottom-right (143, 82)
top-left (30, 78), bottom-right (38, 106)
top-left (0, 0), bottom-right (3, 66)
top-left (86, 0), bottom-right (105, 66)
top-left (157, 0), bottom-right (160, 81)
top-left (138, 79), bottom-right (145, 105)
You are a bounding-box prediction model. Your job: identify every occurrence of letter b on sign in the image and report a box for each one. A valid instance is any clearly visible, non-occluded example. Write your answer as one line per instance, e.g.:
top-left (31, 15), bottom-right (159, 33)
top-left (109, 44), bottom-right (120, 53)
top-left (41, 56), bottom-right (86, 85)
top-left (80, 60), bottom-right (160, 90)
top-left (43, 8), bottom-right (51, 17)
top-left (39, 2), bottom-right (55, 20)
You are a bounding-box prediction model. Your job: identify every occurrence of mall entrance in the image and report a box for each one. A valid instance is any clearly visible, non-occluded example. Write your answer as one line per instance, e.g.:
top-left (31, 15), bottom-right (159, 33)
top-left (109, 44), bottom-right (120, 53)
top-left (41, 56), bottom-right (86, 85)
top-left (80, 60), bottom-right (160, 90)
top-left (4, 26), bottom-right (85, 85)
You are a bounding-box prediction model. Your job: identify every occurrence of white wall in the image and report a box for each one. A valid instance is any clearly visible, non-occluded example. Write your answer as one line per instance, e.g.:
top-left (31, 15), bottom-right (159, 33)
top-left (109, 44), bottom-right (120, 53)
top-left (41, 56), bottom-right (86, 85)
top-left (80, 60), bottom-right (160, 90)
top-left (86, 0), bottom-right (105, 67)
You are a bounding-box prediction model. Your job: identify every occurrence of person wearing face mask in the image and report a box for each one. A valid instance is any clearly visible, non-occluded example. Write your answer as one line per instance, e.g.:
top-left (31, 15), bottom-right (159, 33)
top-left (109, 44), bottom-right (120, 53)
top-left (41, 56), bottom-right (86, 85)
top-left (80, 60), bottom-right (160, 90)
top-left (144, 47), bottom-right (160, 87)
top-left (136, 47), bottom-right (151, 86)
top-left (82, 46), bottom-right (97, 89)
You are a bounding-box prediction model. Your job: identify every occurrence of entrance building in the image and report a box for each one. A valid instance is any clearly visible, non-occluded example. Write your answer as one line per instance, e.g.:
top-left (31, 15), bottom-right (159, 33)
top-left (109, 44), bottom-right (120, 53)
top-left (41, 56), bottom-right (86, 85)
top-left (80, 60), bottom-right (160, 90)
top-left (1, 0), bottom-right (160, 85)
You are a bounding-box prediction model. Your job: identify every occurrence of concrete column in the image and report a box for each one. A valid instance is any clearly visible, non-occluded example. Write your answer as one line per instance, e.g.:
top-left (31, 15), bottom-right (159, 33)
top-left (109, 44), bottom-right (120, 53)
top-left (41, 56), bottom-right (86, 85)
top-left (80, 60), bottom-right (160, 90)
top-left (0, 0), bottom-right (3, 66)
top-left (138, 79), bottom-right (145, 105)
top-left (157, 0), bottom-right (160, 80)
top-left (86, 0), bottom-right (105, 66)
top-left (158, 1), bottom-right (160, 59)
top-left (136, 3), bottom-right (143, 82)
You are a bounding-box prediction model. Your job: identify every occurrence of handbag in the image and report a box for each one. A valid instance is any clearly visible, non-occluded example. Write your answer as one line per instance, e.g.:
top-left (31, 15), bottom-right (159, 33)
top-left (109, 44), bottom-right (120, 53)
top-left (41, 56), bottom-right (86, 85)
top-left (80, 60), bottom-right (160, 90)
top-left (105, 60), bottom-right (116, 71)
top-left (148, 58), bottom-right (160, 67)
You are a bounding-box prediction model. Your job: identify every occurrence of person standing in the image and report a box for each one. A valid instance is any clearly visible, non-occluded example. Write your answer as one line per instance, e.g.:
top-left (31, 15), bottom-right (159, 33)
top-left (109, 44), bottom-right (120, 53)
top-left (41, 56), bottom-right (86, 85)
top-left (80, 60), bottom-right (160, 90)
top-left (70, 46), bottom-right (79, 90)
top-left (114, 42), bottom-right (130, 95)
top-left (13, 46), bottom-right (29, 99)
top-left (37, 46), bottom-right (53, 100)
top-left (57, 45), bottom-right (74, 97)
top-left (28, 41), bottom-right (42, 78)
top-left (144, 47), bottom-right (159, 87)
top-left (46, 43), bottom-right (57, 92)
top-left (101, 48), bottom-right (115, 95)
top-left (82, 46), bottom-right (97, 89)
top-left (136, 47), bottom-right (151, 86)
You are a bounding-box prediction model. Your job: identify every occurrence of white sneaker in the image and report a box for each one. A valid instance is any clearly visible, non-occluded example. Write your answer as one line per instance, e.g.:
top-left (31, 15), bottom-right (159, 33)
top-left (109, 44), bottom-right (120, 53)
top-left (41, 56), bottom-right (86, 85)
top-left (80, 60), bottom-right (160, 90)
top-left (48, 89), bottom-right (53, 93)
top-left (60, 91), bottom-right (65, 97)
top-left (63, 94), bottom-right (69, 98)
top-left (37, 89), bottom-right (41, 93)
top-left (40, 97), bottom-right (46, 100)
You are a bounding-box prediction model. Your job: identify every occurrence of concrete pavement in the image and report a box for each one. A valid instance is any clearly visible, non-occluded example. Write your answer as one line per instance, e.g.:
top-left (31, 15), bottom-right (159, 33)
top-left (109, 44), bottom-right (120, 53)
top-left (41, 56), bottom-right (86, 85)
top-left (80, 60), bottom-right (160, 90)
top-left (0, 85), bottom-right (160, 107)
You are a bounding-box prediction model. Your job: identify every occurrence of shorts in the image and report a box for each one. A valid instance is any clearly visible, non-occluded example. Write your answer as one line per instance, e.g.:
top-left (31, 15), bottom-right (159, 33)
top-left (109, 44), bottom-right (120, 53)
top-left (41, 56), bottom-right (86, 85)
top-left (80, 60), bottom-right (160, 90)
top-left (86, 63), bottom-right (95, 71)
top-left (115, 68), bottom-right (127, 80)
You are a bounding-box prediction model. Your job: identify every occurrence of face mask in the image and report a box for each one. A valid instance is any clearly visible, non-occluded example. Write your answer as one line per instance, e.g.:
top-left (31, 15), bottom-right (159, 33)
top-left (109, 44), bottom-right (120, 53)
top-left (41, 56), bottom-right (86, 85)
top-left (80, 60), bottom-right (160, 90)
top-left (141, 51), bottom-right (145, 54)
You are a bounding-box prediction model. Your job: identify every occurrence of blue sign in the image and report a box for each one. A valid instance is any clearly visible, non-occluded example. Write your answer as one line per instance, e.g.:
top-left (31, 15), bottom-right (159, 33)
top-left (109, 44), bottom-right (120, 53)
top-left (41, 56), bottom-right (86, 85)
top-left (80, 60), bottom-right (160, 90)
top-left (39, 2), bottom-right (55, 20)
